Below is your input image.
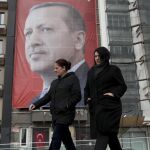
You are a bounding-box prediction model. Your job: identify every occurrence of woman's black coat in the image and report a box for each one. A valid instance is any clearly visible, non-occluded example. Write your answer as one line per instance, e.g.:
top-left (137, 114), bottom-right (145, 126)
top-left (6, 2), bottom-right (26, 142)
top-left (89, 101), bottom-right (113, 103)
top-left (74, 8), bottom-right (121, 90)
top-left (33, 72), bottom-right (81, 125)
top-left (84, 64), bottom-right (127, 138)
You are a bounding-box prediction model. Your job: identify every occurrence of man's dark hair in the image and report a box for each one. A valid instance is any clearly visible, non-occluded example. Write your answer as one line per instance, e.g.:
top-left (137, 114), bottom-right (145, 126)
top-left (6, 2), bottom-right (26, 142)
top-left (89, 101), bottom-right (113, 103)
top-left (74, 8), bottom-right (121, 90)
top-left (94, 47), bottom-right (110, 64)
top-left (30, 2), bottom-right (86, 32)
top-left (55, 59), bottom-right (71, 71)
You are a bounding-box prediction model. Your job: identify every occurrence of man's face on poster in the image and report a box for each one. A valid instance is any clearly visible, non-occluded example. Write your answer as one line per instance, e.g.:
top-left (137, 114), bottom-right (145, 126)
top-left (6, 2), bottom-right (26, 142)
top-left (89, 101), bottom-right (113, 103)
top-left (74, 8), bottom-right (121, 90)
top-left (24, 6), bottom-right (78, 74)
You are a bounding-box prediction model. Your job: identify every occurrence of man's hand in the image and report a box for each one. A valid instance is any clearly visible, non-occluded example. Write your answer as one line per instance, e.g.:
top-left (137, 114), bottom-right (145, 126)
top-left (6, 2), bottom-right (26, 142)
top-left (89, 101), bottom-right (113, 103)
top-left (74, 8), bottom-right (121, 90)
top-left (104, 93), bottom-right (114, 97)
top-left (29, 104), bottom-right (35, 111)
top-left (87, 98), bottom-right (92, 101)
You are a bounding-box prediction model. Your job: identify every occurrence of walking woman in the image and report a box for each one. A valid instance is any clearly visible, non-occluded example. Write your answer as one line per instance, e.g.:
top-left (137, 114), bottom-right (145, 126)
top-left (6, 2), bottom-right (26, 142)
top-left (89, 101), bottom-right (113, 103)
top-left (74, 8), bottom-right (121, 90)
top-left (29, 59), bottom-right (81, 150)
top-left (84, 47), bottom-right (127, 150)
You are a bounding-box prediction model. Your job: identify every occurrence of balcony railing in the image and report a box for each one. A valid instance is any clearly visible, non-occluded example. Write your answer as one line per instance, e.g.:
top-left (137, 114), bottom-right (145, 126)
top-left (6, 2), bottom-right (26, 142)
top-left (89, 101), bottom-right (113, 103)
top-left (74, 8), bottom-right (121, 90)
top-left (0, 1), bottom-right (8, 10)
top-left (0, 24), bottom-right (6, 36)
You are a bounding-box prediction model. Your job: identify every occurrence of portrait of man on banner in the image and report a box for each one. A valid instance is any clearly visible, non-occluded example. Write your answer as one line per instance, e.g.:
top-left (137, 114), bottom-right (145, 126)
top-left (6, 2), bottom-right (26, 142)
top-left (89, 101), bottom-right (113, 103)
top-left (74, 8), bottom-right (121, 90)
top-left (12, 0), bottom-right (98, 108)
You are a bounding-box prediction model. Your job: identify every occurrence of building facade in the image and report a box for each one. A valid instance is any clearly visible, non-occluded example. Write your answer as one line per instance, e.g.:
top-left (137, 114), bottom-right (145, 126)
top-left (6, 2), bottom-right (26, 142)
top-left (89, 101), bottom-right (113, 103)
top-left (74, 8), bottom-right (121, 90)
top-left (0, 0), bottom-right (7, 143)
top-left (1, 0), bottom-right (150, 149)
top-left (98, 0), bottom-right (150, 149)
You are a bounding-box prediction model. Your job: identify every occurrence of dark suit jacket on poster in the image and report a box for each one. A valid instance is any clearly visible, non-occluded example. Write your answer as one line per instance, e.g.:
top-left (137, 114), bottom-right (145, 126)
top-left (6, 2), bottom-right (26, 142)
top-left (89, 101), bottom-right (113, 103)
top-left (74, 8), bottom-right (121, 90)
top-left (75, 62), bottom-right (89, 107)
top-left (33, 72), bottom-right (81, 125)
top-left (30, 62), bottom-right (89, 108)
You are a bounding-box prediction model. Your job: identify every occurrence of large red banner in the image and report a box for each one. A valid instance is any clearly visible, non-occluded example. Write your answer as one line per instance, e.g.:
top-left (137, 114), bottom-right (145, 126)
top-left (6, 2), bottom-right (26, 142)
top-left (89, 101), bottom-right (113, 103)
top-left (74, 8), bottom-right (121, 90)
top-left (12, 0), bottom-right (98, 108)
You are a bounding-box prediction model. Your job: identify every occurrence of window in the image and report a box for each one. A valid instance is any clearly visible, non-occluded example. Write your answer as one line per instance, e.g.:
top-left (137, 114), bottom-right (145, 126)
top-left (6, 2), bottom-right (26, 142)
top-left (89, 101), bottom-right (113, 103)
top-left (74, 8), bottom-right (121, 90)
top-left (0, 40), bottom-right (4, 65)
top-left (0, 126), bottom-right (1, 143)
top-left (114, 64), bottom-right (138, 83)
top-left (0, 13), bottom-right (4, 24)
top-left (110, 46), bottom-right (134, 58)
top-left (0, 40), bottom-right (3, 54)
top-left (107, 0), bottom-right (128, 5)
top-left (118, 0), bottom-right (128, 5)
top-left (0, 84), bottom-right (3, 97)
top-left (11, 128), bottom-right (32, 149)
top-left (0, 13), bottom-right (6, 35)
top-left (121, 131), bottom-right (148, 150)
top-left (107, 0), bottom-right (116, 4)
top-left (108, 14), bottom-right (131, 30)
top-left (20, 128), bottom-right (27, 147)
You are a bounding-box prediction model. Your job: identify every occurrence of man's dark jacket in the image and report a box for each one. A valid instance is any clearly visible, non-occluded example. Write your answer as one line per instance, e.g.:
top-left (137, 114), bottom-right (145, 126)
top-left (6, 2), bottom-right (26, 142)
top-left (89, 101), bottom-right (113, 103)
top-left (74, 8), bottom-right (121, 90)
top-left (84, 65), bottom-right (127, 138)
top-left (31, 62), bottom-right (88, 107)
top-left (33, 72), bottom-right (81, 125)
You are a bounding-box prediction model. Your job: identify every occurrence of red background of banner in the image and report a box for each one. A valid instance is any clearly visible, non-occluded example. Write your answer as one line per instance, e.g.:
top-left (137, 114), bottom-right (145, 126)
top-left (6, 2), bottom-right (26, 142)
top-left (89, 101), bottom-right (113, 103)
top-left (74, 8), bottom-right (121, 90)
top-left (12, 0), bottom-right (98, 108)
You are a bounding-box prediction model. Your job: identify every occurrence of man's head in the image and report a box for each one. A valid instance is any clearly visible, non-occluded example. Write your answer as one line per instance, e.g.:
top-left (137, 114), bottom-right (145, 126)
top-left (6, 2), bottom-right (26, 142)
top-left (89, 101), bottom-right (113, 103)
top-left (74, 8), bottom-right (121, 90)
top-left (94, 47), bottom-right (110, 65)
top-left (24, 2), bottom-right (86, 75)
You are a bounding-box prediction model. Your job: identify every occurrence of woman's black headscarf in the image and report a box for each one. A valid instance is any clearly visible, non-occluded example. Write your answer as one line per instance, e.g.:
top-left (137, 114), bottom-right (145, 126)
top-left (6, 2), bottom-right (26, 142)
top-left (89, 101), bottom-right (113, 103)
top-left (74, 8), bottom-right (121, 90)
top-left (93, 47), bottom-right (110, 77)
top-left (94, 46), bottom-right (110, 65)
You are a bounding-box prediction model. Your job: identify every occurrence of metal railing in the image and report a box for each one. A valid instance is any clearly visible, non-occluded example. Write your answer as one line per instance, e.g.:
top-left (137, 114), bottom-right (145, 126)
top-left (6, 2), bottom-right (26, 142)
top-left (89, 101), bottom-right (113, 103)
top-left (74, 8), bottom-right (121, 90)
top-left (0, 137), bottom-right (150, 150)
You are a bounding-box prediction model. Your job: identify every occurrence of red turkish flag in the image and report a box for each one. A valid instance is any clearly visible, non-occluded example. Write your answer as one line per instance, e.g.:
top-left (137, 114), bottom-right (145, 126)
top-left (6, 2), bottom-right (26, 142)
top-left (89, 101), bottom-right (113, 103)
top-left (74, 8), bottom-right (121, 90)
top-left (34, 131), bottom-right (46, 148)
